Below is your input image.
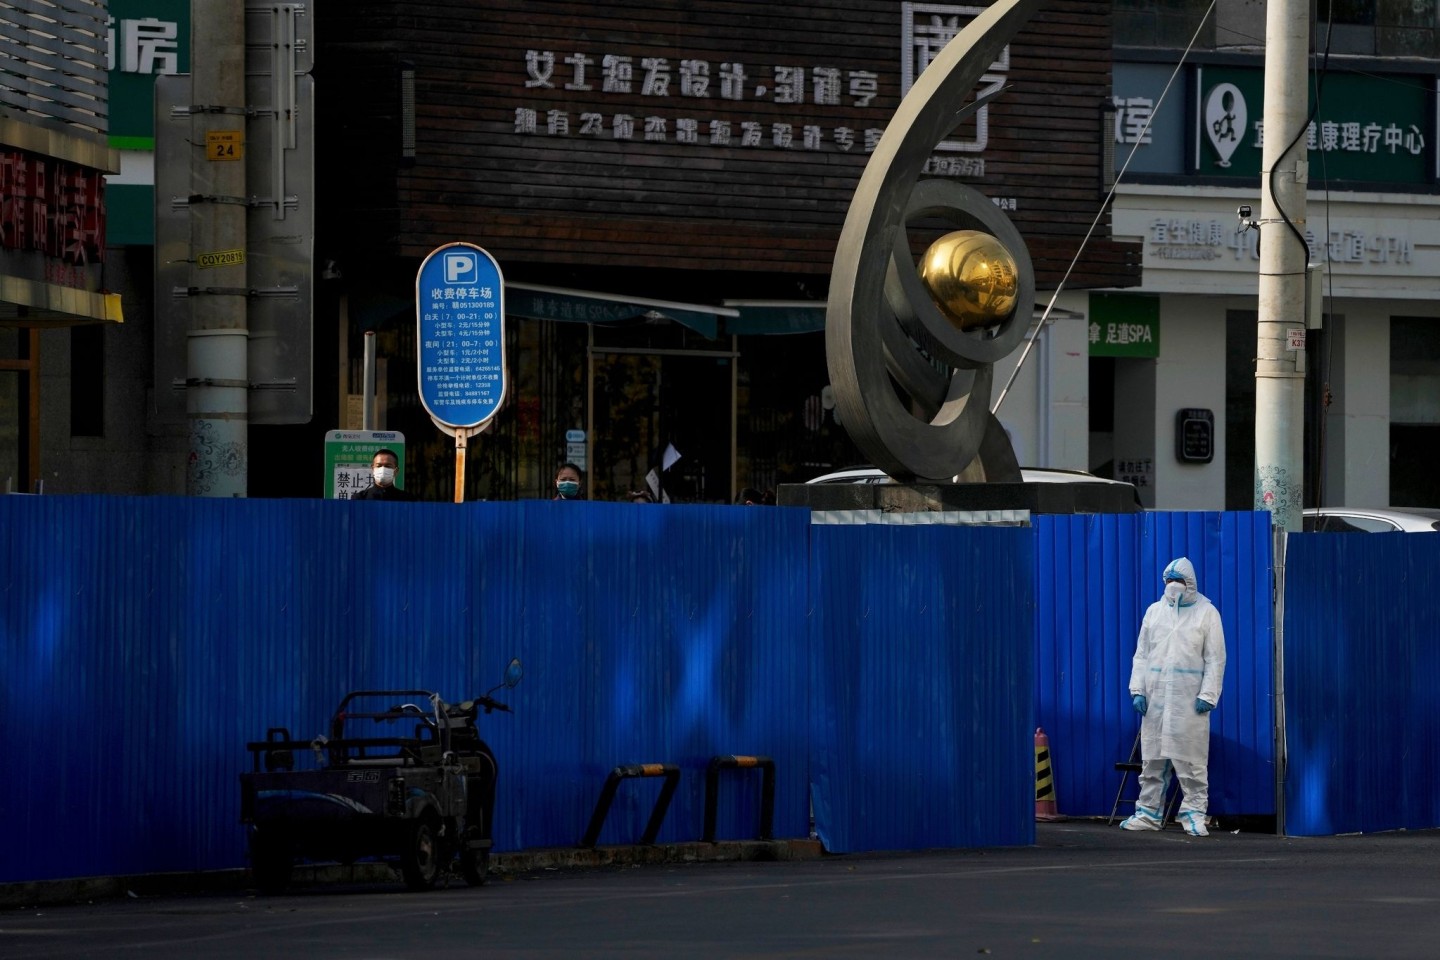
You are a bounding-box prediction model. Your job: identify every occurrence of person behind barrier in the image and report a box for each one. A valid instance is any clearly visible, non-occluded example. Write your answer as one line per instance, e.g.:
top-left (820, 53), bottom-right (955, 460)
top-left (1120, 556), bottom-right (1226, 837)
top-left (553, 462), bottom-right (584, 501)
top-left (351, 448), bottom-right (417, 501)
top-left (736, 487), bottom-right (764, 505)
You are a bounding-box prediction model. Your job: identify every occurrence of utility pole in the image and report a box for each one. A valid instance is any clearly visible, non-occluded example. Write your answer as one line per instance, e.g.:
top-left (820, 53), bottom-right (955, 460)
top-left (1254, 0), bottom-right (1310, 531)
top-left (186, 1), bottom-right (248, 496)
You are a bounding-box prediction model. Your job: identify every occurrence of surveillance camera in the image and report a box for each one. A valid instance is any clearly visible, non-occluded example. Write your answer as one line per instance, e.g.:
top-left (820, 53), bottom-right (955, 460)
top-left (1237, 204), bottom-right (1252, 220)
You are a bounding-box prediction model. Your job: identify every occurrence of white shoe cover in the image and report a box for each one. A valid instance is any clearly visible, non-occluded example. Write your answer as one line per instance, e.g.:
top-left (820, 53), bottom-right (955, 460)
top-left (1120, 813), bottom-right (1161, 831)
top-left (1180, 812), bottom-right (1209, 837)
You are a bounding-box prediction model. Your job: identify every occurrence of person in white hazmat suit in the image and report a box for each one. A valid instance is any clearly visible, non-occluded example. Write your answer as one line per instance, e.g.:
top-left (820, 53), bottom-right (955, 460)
top-left (1120, 556), bottom-right (1226, 837)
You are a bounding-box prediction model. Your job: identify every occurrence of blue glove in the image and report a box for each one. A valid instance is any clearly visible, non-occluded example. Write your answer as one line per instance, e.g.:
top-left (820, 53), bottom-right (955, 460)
top-left (1132, 694), bottom-right (1147, 716)
top-left (1194, 698), bottom-right (1214, 714)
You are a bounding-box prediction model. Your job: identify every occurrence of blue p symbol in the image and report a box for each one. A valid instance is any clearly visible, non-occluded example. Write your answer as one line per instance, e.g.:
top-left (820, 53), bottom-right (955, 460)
top-left (444, 252), bottom-right (477, 284)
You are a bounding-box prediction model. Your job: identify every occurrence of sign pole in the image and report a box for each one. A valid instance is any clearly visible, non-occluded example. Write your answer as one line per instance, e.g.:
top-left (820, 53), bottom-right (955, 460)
top-left (454, 428), bottom-right (470, 503)
top-left (186, 0), bottom-right (248, 497)
top-left (1254, 0), bottom-right (1309, 532)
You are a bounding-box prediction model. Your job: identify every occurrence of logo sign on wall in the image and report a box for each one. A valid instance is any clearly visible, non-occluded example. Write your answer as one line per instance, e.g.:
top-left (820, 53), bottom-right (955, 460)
top-left (415, 243), bottom-right (508, 431)
top-left (1203, 83), bottom-right (1246, 169)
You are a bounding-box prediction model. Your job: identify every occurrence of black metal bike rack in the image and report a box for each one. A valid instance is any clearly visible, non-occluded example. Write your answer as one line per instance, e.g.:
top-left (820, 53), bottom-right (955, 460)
top-left (580, 763), bottom-right (681, 848)
top-left (702, 755), bottom-right (774, 843)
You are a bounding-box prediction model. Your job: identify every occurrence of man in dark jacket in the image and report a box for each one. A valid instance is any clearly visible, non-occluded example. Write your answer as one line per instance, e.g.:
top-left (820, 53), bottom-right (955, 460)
top-left (352, 448), bottom-right (416, 501)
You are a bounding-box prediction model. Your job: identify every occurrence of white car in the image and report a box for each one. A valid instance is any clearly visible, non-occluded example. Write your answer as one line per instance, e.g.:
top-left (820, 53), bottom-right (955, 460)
top-left (806, 466), bottom-right (1136, 487)
top-left (1302, 507), bottom-right (1440, 533)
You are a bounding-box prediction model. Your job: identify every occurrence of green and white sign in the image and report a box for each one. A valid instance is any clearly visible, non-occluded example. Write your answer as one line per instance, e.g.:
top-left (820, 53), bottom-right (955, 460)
top-left (108, 0), bottom-right (190, 148)
top-left (324, 431), bottom-right (407, 500)
top-left (1088, 293), bottom-right (1159, 358)
top-left (105, 0), bottom-right (190, 246)
top-left (1196, 66), bottom-right (1429, 184)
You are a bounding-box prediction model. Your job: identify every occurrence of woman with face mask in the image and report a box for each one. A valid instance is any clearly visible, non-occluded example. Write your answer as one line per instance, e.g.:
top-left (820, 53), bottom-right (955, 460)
top-left (553, 462), bottom-right (584, 501)
top-left (1120, 556), bottom-right (1226, 837)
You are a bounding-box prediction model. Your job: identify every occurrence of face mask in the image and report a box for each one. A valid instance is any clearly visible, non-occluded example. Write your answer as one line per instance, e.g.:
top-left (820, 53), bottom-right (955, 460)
top-left (1164, 582), bottom-right (1185, 603)
top-left (373, 465), bottom-right (396, 485)
top-left (556, 480), bottom-right (580, 498)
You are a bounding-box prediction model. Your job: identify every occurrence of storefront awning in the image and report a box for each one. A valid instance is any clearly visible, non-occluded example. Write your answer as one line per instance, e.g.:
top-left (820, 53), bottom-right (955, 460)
top-left (507, 283), bottom-right (738, 340)
top-left (721, 300), bottom-right (827, 336)
top-left (0, 276), bottom-right (124, 326)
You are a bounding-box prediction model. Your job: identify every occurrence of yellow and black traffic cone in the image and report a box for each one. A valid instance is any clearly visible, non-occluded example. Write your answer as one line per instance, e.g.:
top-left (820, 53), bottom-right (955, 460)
top-left (1034, 727), bottom-right (1066, 822)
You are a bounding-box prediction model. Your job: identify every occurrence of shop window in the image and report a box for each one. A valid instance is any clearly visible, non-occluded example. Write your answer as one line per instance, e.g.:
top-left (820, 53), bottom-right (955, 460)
top-left (590, 319), bottom-right (734, 503)
top-left (1390, 316), bottom-right (1440, 506)
top-left (1304, 327), bottom-right (1331, 508)
top-left (1087, 356), bottom-right (1115, 478)
top-left (1224, 309), bottom-right (1257, 511)
top-left (70, 325), bottom-right (104, 437)
top-left (736, 332), bottom-right (861, 495)
top-left (1, 328), bottom-right (36, 492)
top-left (1321, 0), bottom-right (1375, 25)
top-left (1, 369), bottom-right (18, 490)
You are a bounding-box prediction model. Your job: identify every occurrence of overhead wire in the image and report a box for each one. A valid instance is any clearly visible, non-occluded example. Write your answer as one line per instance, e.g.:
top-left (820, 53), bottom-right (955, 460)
top-left (992, 0), bottom-right (1220, 415)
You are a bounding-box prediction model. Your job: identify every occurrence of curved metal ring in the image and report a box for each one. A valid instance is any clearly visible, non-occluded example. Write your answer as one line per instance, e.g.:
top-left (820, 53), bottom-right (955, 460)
top-left (885, 179), bottom-right (1035, 369)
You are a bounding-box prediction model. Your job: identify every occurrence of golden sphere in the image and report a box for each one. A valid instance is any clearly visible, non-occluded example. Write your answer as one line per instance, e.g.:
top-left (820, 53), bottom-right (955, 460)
top-left (917, 230), bottom-right (1019, 331)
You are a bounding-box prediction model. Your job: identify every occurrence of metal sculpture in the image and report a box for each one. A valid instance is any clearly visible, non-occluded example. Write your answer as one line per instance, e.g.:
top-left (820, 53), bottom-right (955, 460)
top-left (826, 0), bottom-right (1041, 482)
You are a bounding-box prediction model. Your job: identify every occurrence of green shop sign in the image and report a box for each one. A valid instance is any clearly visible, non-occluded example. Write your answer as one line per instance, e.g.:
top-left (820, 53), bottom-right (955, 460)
top-left (1089, 293), bottom-right (1159, 358)
top-left (1196, 66), bottom-right (1429, 184)
top-left (108, 0), bottom-right (190, 149)
top-left (106, 0), bottom-right (190, 246)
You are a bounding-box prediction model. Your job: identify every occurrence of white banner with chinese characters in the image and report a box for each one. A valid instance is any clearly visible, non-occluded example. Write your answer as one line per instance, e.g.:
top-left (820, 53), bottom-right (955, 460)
top-left (1112, 186), bottom-right (1440, 300)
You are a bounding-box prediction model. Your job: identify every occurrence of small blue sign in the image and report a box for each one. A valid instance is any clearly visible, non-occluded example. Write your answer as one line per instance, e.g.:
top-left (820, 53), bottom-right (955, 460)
top-left (415, 242), bottom-right (507, 429)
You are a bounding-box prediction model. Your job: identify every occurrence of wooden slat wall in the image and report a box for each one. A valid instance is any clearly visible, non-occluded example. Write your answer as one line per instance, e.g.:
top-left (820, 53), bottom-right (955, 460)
top-left (321, 0), bottom-right (1139, 288)
top-left (0, 0), bottom-right (108, 135)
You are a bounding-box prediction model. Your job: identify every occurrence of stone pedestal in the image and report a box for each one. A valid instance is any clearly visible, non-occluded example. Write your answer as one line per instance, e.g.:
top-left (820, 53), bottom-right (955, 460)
top-left (776, 481), bottom-right (1141, 516)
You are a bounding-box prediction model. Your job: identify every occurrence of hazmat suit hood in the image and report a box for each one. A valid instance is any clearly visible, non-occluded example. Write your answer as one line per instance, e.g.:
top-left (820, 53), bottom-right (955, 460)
top-left (1162, 556), bottom-right (1200, 608)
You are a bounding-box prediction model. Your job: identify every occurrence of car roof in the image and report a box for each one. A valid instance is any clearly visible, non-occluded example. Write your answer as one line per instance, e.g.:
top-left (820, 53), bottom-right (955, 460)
top-left (1303, 507), bottom-right (1440, 532)
top-left (805, 466), bottom-right (1133, 486)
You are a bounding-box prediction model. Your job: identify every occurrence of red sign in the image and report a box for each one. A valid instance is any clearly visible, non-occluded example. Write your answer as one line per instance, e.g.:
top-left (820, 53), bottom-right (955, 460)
top-left (0, 147), bottom-right (107, 271)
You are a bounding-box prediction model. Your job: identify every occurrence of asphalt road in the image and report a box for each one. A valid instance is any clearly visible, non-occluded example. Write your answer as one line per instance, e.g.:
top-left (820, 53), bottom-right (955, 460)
top-left (5, 820), bottom-right (1440, 959)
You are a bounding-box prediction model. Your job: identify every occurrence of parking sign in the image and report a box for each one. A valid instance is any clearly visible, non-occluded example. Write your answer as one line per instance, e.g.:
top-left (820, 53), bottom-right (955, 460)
top-left (415, 242), bottom-right (507, 430)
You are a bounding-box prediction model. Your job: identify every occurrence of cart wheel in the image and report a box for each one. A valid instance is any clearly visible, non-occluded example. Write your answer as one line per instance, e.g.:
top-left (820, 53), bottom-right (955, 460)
top-left (250, 828), bottom-right (293, 895)
top-left (401, 816), bottom-right (441, 891)
top-left (459, 846), bottom-right (490, 887)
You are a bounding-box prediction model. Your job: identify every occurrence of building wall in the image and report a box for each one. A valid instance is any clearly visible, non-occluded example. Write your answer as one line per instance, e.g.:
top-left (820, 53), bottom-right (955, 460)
top-left (992, 290), bottom-right (1092, 471)
top-left (1326, 312), bottom-right (1392, 507)
top-left (1107, 31), bottom-right (1440, 501)
top-left (36, 248), bottom-right (186, 495)
top-left (320, 0), bottom-right (1139, 289)
top-left (306, 0), bottom-right (1140, 501)
top-left (1108, 182), bottom-right (1440, 509)
top-left (1153, 295), bottom-right (1228, 510)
